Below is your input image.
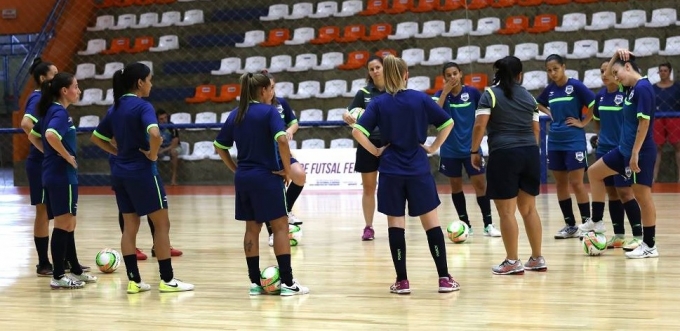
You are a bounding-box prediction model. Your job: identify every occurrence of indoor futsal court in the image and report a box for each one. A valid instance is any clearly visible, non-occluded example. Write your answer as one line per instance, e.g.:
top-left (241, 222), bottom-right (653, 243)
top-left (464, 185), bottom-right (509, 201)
top-left (0, 184), bottom-right (678, 330)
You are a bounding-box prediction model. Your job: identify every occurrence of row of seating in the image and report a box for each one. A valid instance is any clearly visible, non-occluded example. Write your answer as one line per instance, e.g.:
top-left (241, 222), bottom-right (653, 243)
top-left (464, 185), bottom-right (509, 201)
top-left (258, 0), bottom-right (630, 21)
top-left (78, 35), bottom-right (178, 55)
top-left (75, 61), bottom-right (153, 81)
top-left (86, 9), bottom-right (204, 31)
top-left (94, 0), bottom-right (208, 9)
top-left (253, 9), bottom-right (678, 48)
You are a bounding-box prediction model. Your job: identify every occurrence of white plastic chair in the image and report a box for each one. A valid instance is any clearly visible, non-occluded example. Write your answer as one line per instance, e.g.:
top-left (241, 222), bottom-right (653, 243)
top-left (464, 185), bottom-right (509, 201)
top-left (584, 11), bottom-right (616, 31)
top-left (176, 9), bottom-right (204, 26)
top-left (235, 30), bottom-right (265, 48)
top-left (274, 82), bottom-right (295, 98)
top-left (330, 138), bottom-right (353, 149)
top-left (645, 8), bottom-right (677, 28)
top-left (566, 40), bottom-right (598, 59)
top-left (131, 12), bottom-right (159, 29)
top-left (614, 10), bottom-right (646, 29)
top-left (407, 76), bottom-right (430, 92)
top-left (188, 112), bottom-right (217, 131)
top-left (236, 56), bottom-right (266, 74)
top-left (470, 17), bottom-right (500, 36)
top-left (74, 90), bottom-right (103, 106)
top-left (660, 36), bottom-right (680, 56)
top-left (632, 37), bottom-right (660, 57)
top-left (343, 79), bottom-right (365, 97)
top-left (301, 138), bottom-right (325, 149)
top-left (583, 69), bottom-right (602, 89)
top-left (421, 47), bottom-right (453, 66)
top-left (181, 141), bottom-right (215, 160)
top-left (153, 11), bottom-right (181, 27)
top-left (77, 39), bottom-right (106, 55)
top-left (170, 112), bottom-right (191, 125)
top-left (289, 81), bottom-right (321, 100)
top-left (415, 20), bottom-right (445, 39)
top-left (454, 46), bottom-right (481, 64)
top-left (284, 2), bottom-right (313, 20)
top-left (309, 1), bottom-right (338, 18)
top-left (388, 22), bottom-right (419, 40)
top-left (555, 12), bottom-right (586, 32)
top-left (401, 48), bottom-right (425, 66)
top-left (596, 38), bottom-right (629, 58)
top-left (149, 35), bottom-right (179, 52)
top-left (95, 89), bottom-right (114, 106)
top-left (565, 69), bottom-right (579, 80)
top-left (75, 63), bottom-right (96, 80)
top-left (109, 14), bottom-right (136, 30)
top-left (514, 43), bottom-right (539, 61)
top-left (164, 141), bottom-right (191, 161)
top-left (317, 80), bottom-right (348, 99)
top-left (288, 53), bottom-right (318, 72)
top-left (522, 71), bottom-right (547, 91)
top-left (86, 15), bottom-right (114, 31)
top-left (94, 62), bottom-right (124, 80)
top-left (260, 4), bottom-right (288, 21)
top-left (442, 19), bottom-right (472, 37)
top-left (536, 41), bottom-right (568, 60)
top-left (78, 115), bottom-right (100, 127)
top-left (268, 55), bottom-right (293, 74)
top-left (312, 52), bottom-right (343, 71)
top-left (479, 44), bottom-right (510, 64)
top-left (298, 109), bottom-right (323, 126)
top-left (333, 0), bottom-right (362, 17)
top-left (211, 57), bottom-right (241, 75)
top-left (285, 27), bottom-right (315, 45)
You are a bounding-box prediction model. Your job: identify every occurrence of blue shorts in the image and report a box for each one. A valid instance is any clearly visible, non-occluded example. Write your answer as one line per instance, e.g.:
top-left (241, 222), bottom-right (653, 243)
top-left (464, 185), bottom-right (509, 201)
top-left (548, 150), bottom-right (588, 171)
top-left (291, 157), bottom-right (298, 164)
top-left (601, 147), bottom-right (656, 187)
top-left (439, 157), bottom-right (485, 178)
top-left (377, 173), bottom-right (440, 217)
top-left (596, 152), bottom-right (632, 188)
top-left (44, 183), bottom-right (78, 217)
top-left (25, 159), bottom-right (44, 205)
top-left (112, 175), bottom-right (168, 216)
top-left (234, 170), bottom-right (287, 223)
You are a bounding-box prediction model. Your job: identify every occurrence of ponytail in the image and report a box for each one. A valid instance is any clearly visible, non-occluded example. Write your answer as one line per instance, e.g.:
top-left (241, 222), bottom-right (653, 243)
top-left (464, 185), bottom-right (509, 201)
top-left (112, 62), bottom-right (151, 110)
top-left (382, 55), bottom-right (407, 95)
top-left (492, 56), bottom-right (523, 100)
top-left (236, 72), bottom-right (272, 124)
top-left (38, 72), bottom-right (74, 117)
top-left (260, 69), bottom-right (279, 106)
top-left (29, 57), bottom-right (56, 85)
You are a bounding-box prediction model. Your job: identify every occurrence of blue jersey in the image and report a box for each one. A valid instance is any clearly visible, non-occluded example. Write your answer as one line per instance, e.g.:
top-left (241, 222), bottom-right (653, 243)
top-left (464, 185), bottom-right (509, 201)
top-left (213, 102), bottom-right (287, 172)
top-left (348, 83), bottom-right (385, 139)
top-left (31, 103), bottom-right (77, 185)
top-left (620, 78), bottom-right (656, 158)
top-left (433, 85), bottom-right (481, 158)
top-left (23, 91), bottom-right (43, 162)
top-left (275, 97), bottom-right (298, 127)
top-left (537, 78), bottom-right (596, 151)
top-left (355, 89), bottom-right (453, 176)
top-left (93, 94), bottom-right (160, 177)
top-left (653, 82), bottom-right (680, 112)
top-left (593, 85), bottom-right (626, 154)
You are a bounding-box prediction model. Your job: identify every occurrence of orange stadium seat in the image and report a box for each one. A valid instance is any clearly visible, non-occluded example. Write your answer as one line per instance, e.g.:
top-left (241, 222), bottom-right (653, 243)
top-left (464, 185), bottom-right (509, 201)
top-left (574, 0), bottom-right (598, 2)
top-left (545, 0), bottom-right (571, 4)
top-left (126, 36), bottom-right (154, 54)
top-left (464, 73), bottom-right (489, 91)
top-left (465, 0), bottom-right (491, 10)
top-left (100, 37), bottom-right (130, 55)
top-left (338, 51), bottom-right (369, 70)
top-left (358, 0), bottom-right (387, 16)
top-left (497, 15), bottom-right (529, 35)
top-left (259, 28), bottom-right (290, 47)
top-left (154, 0), bottom-right (177, 3)
top-left (425, 76), bottom-right (444, 95)
top-left (186, 85), bottom-right (217, 104)
top-left (438, 0), bottom-right (464, 11)
top-left (526, 14), bottom-right (557, 33)
top-left (411, 0), bottom-right (440, 13)
top-left (384, 0), bottom-right (415, 14)
top-left (517, 0), bottom-right (543, 6)
top-left (309, 26), bottom-right (340, 45)
top-left (134, 0), bottom-right (155, 5)
top-left (95, 0), bottom-right (116, 8)
top-left (361, 23), bottom-right (392, 42)
top-left (336, 25), bottom-right (366, 43)
top-left (211, 84), bottom-right (241, 103)
top-left (114, 0), bottom-right (136, 7)
top-left (490, 0), bottom-right (517, 7)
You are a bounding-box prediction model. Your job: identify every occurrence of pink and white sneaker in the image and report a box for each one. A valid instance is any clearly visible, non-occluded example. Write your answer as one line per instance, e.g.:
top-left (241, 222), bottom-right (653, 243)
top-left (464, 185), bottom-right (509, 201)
top-left (438, 275), bottom-right (461, 293)
top-left (390, 279), bottom-right (410, 295)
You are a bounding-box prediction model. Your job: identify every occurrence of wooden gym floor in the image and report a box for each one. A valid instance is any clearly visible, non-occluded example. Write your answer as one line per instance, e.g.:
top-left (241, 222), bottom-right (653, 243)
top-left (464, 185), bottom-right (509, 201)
top-left (0, 184), bottom-right (678, 330)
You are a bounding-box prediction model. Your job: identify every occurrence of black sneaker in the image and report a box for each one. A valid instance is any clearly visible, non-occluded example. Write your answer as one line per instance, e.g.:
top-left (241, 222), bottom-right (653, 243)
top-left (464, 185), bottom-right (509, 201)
top-left (36, 263), bottom-right (53, 277)
top-left (64, 261), bottom-right (91, 273)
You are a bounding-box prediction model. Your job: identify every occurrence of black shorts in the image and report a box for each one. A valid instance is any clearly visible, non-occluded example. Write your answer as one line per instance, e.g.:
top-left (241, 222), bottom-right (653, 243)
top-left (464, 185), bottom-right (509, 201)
top-left (355, 138), bottom-right (383, 173)
top-left (486, 145), bottom-right (540, 200)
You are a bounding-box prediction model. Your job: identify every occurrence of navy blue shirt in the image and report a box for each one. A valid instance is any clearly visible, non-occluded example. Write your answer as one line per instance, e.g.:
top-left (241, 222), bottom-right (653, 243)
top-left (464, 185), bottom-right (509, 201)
top-left (433, 85), bottom-right (481, 158)
top-left (653, 82), bottom-right (680, 112)
top-left (355, 89), bottom-right (453, 176)
top-left (593, 85), bottom-right (626, 154)
top-left (348, 83), bottom-right (385, 139)
top-left (94, 95), bottom-right (159, 177)
top-left (537, 78), bottom-right (596, 151)
top-left (214, 102), bottom-right (287, 172)
top-left (620, 78), bottom-right (656, 158)
top-left (275, 97), bottom-right (297, 127)
top-left (31, 103), bottom-right (77, 185)
top-left (24, 91), bottom-right (43, 162)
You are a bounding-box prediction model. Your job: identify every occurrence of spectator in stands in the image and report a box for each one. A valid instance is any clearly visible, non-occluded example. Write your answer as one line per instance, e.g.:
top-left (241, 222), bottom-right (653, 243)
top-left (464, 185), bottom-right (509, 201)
top-left (157, 109), bottom-right (182, 186)
top-left (652, 62), bottom-right (680, 182)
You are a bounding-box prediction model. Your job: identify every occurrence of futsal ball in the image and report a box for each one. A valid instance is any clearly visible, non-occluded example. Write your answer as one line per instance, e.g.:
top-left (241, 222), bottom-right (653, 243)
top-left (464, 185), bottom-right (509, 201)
top-left (447, 221), bottom-right (469, 243)
top-left (260, 265), bottom-right (281, 294)
top-left (582, 231), bottom-right (607, 256)
top-left (348, 107), bottom-right (365, 120)
top-left (289, 224), bottom-right (303, 246)
top-left (95, 248), bottom-right (121, 273)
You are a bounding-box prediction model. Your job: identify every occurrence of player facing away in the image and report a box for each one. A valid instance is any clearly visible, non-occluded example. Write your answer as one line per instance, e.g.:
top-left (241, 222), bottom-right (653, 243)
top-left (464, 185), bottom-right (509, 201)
top-left (579, 50), bottom-right (659, 259)
top-left (27, 72), bottom-right (98, 289)
top-left (21, 58), bottom-right (58, 276)
top-left (214, 72), bottom-right (309, 296)
top-left (471, 56), bottom-right (547, 275)
top-left (537, 54), bottom-right (596, 239)
top-left (342, 55), bottom-right (386, 241)
top-left (117, 212), bottom-right (183, 260)
top-left (591, 60), bottom-right (643, 250)
top-left (432, 62), bottom-right (501, 237)
top-left (90, 62), bottom-right (194, 293)
top-left (259, 70), bottom-right (306, 247)
top-left (352, 55), bottom-right (460, 294)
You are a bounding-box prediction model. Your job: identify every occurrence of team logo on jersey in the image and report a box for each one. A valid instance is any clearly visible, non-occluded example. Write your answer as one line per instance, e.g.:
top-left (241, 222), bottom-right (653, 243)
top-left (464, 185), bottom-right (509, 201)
top-left (461, 92), bottom-right (469, 102)
top-left (628, 90), bottom-right (634, 100)
top-left (614, 94), bottom-right (624, 105)
top-left (565, 85), bottom-right (574, 95)
top-left (624, 166), bottom-right (632, 178)
top-left (68, 117), bottom-right (73, 124)
top-left (276, 104), bottom-right (284, 114)
top-left (575, 151), bottom-right (585, 162)
top-left (364, 97), bottom-right (371, 104)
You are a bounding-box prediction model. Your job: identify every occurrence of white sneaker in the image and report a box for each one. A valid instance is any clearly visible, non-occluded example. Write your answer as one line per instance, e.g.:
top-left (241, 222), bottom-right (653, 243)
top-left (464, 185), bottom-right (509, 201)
top-left (624, 241), bottom-right (659, 259)
top-left (280, 279), bottom-right (309, 296)
top-left (288, 212), bottom-right (302, 225)
top-left (268, 234), bottom-right (274, 247)
top-left (159, 278), bottom-right (195, 292)
top-left (484, 224), bottom-right (501, 237)
top-left (70, 273), bottom-right (98, 283)
top-left (578, 218), bottom-right (606, 233)
top-left (127, 281), bottom-right (151, 294)
top-left (50, 275), bottom-right (85, 289)
top-left (622, 237), bottom-right (642, 251)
